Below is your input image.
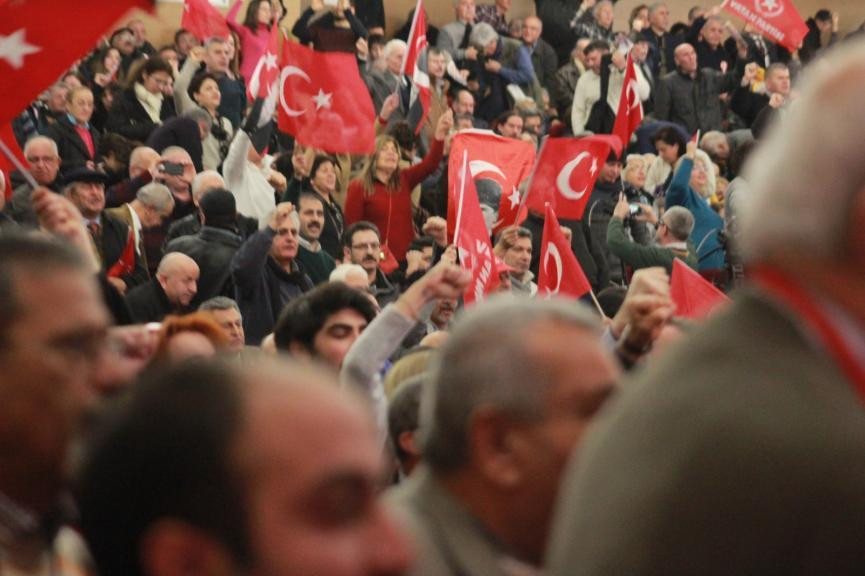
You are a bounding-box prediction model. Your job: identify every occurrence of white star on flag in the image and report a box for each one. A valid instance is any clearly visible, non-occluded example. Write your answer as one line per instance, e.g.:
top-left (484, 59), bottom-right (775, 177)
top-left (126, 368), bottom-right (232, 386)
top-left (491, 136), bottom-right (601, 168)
top-left (507, 187), bottom-right (521, 209)
top-left (312, 88), bottom-right (332, 111)
top-left (263, 52), bottom-right (278, 71)
top-left (0, 29), bottom-right (41, 70)
top-left (762, 0), bottom-right (778, 9)
top-left (589, 158), bottom-right (598, 177)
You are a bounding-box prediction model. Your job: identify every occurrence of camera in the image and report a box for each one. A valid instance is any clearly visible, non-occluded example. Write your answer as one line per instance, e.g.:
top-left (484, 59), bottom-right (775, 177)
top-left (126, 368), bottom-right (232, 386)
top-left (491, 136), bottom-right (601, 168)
top-left (159, 161), bottom-right (184, 176)
top-left (628, 203), bottom-right (641, 215)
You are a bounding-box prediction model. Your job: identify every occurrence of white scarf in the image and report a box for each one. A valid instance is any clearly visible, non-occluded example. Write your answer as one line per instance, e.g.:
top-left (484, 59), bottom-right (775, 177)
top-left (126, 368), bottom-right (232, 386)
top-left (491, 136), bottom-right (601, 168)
top-left (134, 82), bottom-right (163, 124)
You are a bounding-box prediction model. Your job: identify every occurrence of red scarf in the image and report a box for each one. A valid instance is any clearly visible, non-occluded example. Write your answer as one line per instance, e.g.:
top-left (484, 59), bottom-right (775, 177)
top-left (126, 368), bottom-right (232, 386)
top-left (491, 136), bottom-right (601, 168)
top-left (752, 266), bottom-right (865, 403)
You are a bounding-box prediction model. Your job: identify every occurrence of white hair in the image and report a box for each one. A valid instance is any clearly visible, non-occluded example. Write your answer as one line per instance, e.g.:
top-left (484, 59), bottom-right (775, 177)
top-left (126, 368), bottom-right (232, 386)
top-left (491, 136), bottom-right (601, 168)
top-left (329, 263), bottom-right (367, 283)
top-left (192, 170), bottom-right (225, 200)
top-left (740, 39), bottom-right (865, 261)
top-left (673, 148), bottom-right (716, 199)
top-left (383, 39), bottom-right (407, 61)
top-left (23, 136), bottom-right (58, 158)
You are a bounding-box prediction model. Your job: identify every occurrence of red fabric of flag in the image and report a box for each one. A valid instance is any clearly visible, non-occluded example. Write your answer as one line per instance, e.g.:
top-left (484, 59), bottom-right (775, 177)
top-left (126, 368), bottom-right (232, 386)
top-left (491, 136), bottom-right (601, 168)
top-left (524, 137), bottom-right (612, 220)
top-left (612, 54), bottom-right (643, 151)
top-left (182, 0), bottom-right (230, 42)
top-left (723, 0), bottom-right (808, 52)
top-left (0, 0), bottom-right (153, 127)
top-left (670, 259), bottom-right (731, 319)
top-left (447, 130), bottom-right (536, 240)
top-left (278, 41), bottom-right (376, 154)
top-left (247, 23), bottom-right (280, 100)
top-left (453, 150), bottom-right (497, 306)
top-left (0, 123), bottom-right (25, 199)
top-left (403, 0), bottom-right (430, 134)
top-left (538, 204), bottom-right (591, 298)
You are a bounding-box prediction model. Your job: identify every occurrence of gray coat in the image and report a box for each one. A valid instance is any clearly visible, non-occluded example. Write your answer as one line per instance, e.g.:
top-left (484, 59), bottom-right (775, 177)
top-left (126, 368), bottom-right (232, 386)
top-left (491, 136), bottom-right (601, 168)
top-left (654, 67), bottom-right (738, 134)
top-left (546, 289), bottom-right (865, 575)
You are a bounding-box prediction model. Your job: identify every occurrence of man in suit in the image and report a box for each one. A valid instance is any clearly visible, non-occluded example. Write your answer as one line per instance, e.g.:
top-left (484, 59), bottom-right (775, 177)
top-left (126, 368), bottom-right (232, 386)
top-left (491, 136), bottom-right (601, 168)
top-left (106, 182), bottom-right (175, 277)
top-left (64, 167), bottom-right (148, 294)
top-left (522, 16), bottom-right (558, 103)
top-left (388, 297), bottom-right (618, 575)
top-left (546, 39), bottom-right (865, 575)
top-left (124, 252), bottom-right (199, 323)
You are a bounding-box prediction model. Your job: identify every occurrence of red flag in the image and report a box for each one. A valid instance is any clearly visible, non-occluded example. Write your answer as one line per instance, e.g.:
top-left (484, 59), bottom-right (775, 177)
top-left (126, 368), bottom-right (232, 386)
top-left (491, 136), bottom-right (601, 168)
top-left (447, 130), bottom-right (536, 239)
top-left (0, 0), bottom-right (153, 127)
top-left (612, 54), bottom-right (643, 151)
top-left (247, 23), bottom-right (280, 100)
top-left (723, 0), bottom-right (808, 52)
top-left (402, 0), bottom-right (430, 134)
top-left (453, 150), bottom-right (497, 306)
top-left (670, 259), bottom-right (731, 319)
top-left (278, 41), bottom-right (376, 154)
top-left (107, 229), bottom-right (137, 278)
top-left (524, 137), bottom-right (613, 220)
top-left (538, 204), bottom-right (592, 298)
top-left (182, 0), bottom-right (230, 42)
top-left (0, 123), bottom-right (26, 199)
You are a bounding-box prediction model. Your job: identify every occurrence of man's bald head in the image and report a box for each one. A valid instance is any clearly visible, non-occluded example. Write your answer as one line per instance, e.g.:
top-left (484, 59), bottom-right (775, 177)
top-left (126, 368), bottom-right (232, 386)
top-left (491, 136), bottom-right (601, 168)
top-left (156, 253), bottom-right (199, 307)
top-left (129, 146), bottom-right (160, 179)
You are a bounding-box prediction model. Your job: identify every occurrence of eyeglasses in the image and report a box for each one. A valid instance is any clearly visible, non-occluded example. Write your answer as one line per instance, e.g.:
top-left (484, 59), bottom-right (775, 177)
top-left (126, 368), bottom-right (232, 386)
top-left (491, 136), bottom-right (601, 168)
top-left (351, 242), bottom-right (381, 251)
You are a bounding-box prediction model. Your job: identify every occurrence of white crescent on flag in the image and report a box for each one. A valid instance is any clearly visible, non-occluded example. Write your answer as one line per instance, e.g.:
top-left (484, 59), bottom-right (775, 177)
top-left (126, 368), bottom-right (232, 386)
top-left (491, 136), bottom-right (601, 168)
top-left (543, 241), bottom-right (563, 295)
top-left (279, 66), bottom-right (312, 117)
top-left (556, 151), bottom-right (592, 200)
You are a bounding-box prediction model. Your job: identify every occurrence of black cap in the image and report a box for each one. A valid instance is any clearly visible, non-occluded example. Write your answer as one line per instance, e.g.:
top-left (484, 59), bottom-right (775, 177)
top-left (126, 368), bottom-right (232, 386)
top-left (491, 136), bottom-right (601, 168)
top-left (62, 167), bottom-right (109, 187)
top-left (200, 188), bottom-right (236, 223)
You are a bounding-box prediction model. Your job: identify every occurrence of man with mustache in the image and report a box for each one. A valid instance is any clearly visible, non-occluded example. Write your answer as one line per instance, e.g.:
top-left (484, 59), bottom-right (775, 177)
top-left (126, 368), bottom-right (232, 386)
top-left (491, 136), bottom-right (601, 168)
top-left (295, 191), bottom-right (337, 285)
top-left (343, 221), bottom-right (399, 308)
top-left (426, 297), bottom-right (458, 334)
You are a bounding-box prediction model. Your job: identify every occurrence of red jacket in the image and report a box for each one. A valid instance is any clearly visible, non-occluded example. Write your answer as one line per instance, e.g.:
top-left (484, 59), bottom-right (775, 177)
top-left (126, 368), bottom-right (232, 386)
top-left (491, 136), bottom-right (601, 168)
top-left (344, 138), bottom-right (444, 262)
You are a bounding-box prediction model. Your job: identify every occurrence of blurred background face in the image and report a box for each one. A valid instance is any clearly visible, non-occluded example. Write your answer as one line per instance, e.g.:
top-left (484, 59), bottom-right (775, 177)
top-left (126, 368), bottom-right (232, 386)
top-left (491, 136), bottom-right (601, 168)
top-left (67, 88), bottom-right (94, 125)
top-left (160, 265), bottom-right (198, 307)
top-left (270, 219), bottom-right (300, 264)
top-left (585, 49), bottom-right (604, 75)
top-left (596, 4), bottom-right (614, 28)
top-left (257, 0), bottom-right (273, 24)
top-left (104, 48), bottom-right (121, 73)
top-left (625, 159), bottom-right (647, 189)
top-left (650, 4), bottom-right (669, 31)
top-left (25, 141), bottom-right (60, 185)
top-left (702, 19), bottom-right (724, 47)
top-left (312, 161), bottom-right (337, 195)
top-left (69, 182), bottom-right (106, 219)
top-left (674, 44), bottom-right (698, 74)
top-left (427, 52), bottom-right (446, 79)
top-left (209, 308), bottom-right (245, 352)
top-left (522, 17), bottom-right (542, 45)
top-left (375, 141), bottom-right (400, 174)
top-left (456, 0), bottom-right (476, 22)
top-left (767, 67), bottom-right (791, 96)
top-left (206, 42), bottom-right (230, 73)
top-left (142, 70), bottom-right (172, 95)
top-left (504, 237), bottom-right (531, 276)
top-left (690, 158), bottom-right (708, 191)
top-left (385, 45), bottom-right (405, 75)
top-left (298, 197), bottom-right (325, 241)
top-left (194, 78), bottom-right (221, 111)
top-left (655, 141), bottom-right (679, 165)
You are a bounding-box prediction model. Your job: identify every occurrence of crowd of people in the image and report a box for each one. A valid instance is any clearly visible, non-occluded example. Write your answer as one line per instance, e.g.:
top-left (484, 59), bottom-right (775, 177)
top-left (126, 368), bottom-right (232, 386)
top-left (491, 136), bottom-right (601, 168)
top-left (2, 0), bottom-right (865, 575)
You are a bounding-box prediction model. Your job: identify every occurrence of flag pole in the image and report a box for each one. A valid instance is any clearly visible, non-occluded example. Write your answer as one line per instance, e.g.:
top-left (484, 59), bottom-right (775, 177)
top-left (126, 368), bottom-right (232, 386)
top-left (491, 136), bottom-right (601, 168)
top-left (0, 138), bottom-right (38, 189)
top-left (588, 288), bottom-right (607, 319)
top-left (453, 150), bottom-right (469, 243)
top-left (399, 0), bottom-right (423, 77)
top-left (515, 135), bottom-right (547, 225)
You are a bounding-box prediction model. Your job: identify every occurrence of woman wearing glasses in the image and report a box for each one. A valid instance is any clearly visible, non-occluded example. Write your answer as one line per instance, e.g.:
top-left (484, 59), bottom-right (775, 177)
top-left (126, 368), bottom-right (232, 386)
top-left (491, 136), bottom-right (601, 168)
top-left (106, 56), bottom-right (177, 142)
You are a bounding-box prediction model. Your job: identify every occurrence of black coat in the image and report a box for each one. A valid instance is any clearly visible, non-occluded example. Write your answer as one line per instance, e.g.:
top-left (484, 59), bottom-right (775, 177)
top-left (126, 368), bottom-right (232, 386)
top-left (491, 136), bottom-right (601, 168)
top-left (106, 88), bottom-right (176, 143)
top-left (163, 211), bottom-right (258, 246)
top-left (125, 277), bottom-right (190, 323)
top-left (43, 115), bottom-right (100, 174)
top-left (146, 116), bottom-right (205, 173)
top-left (98, 211), bottom-right (149, 290)
top-left (164, 226), bottom-right (243, 307)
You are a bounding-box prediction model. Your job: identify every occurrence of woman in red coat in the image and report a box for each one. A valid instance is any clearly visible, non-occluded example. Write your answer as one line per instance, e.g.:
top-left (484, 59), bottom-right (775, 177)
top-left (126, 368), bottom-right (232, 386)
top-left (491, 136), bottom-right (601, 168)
top-left (344, 111), bottom-right (453, 263)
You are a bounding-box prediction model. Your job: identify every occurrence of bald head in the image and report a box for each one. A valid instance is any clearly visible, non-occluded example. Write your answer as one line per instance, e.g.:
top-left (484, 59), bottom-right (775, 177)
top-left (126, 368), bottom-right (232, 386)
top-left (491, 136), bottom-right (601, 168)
top-left (129, 146), bottom-right (160, 179)
top-left (156, 253), bottom-right (199, 308)
top-left (192, 170), bottom-right (226, 204)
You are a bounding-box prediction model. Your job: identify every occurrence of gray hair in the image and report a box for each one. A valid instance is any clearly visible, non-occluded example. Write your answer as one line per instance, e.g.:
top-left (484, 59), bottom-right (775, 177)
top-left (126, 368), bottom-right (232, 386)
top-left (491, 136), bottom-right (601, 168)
top-left (592, 0), bottom-right (613, 18)
top-left (136, 182), bottom-right (175, 212)
top-left (192, 170), bottom-right (225, 201)
top-left (419, 295), bottom-right (601, 473)
top-left (161, 146), bottom-right (192, 163)
top-left (204, 36), bottom-right (227, 50)
top-left (198, 296), bottom-right (240, 313)
top-left (388, 373), bottom-right (426, 466)
top-left (329, 263), bottom-right (367, 283)
top-left (699, 130), bottom-right (727, 157)
top-left (469, 22), bottom-right (499, 50)
top-left (184, 108), bottom-right (213, 133)
top-left (741, 39), bottom-right (865, 261)
top-left (23, 136), bottom-right (58, 158)
top-left (664, 206), bottom-right (695, 241)
top-left (648, 2), bottom-right (668, 17)
top-left (383, 39), bottom-right (407, 61)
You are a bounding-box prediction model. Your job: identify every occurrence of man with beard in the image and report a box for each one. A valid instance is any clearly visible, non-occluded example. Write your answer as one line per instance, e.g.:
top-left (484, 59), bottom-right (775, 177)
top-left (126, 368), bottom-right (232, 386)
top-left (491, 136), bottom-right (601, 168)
top-left (426, 297), bottom-right (457, 333)
top-left (295, 191), bottom-right (337, 285)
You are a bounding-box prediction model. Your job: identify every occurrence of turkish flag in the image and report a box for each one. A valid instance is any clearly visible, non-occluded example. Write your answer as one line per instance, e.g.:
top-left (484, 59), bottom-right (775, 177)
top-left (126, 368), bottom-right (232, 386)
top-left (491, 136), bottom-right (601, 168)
top-left (524, 136), bottom-right (613, 220)
top-left (447, 130), bottom-right (536, 240)
top-left (670, 259), bottom-right (731, 319)
top-left (402, 0), bottom-right (430, 134)
top-left (0, 123), bottom-right (26, 199)
top-left (538, 204), bottom-right (591, 299)
top-left (723, 0), bottom-right (808, 52)
top-left (278, 41), bottom-right (376, 154)
top-left (453, 149), bottom-right (497, 306)
top-left (182, 0), bottom-right (230, 42)
top-left (612, 54), bottom-right (643, 152)
top-left (0, 0), bottom-right (153, 127)
top-left (248, 23), bottom-right (281, 100)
